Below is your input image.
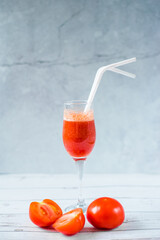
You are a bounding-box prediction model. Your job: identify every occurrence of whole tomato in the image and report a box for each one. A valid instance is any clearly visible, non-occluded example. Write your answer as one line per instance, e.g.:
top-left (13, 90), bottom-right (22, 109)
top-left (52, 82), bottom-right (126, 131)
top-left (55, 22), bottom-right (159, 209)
top-left (87, 197), bottom-right (125, 229)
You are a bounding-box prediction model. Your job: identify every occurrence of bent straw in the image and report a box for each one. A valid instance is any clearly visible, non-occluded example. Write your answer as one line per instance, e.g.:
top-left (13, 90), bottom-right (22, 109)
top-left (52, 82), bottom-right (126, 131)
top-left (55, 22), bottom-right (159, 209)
top-left (84, 57), bottom-right (136, 112)
top-left (110, 67), bottom-right (136, 79)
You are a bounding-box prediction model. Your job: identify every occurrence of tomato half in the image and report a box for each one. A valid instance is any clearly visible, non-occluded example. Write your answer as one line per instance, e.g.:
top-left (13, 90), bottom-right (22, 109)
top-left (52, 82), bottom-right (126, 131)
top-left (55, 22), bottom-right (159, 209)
top-left (29, 199), bottom-right (62, 227)
top-left (53, 208), bottom-right (85, 236)
top-left (87, 197), bottom-right (125, 229)
top-left (42, 199), bottom-right (62, 218)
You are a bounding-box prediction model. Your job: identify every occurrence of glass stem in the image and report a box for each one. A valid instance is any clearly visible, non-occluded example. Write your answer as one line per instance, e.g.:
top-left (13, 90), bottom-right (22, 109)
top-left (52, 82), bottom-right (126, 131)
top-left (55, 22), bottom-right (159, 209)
top-left (75, 160), bottom-right (85, 207)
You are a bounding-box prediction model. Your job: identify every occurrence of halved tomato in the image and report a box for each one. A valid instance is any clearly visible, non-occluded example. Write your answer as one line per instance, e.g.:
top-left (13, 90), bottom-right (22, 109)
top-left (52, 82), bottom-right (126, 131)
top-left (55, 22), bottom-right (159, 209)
top-left (29, 199), bottom-right (62, 227)
top-left (53, 208), bottom-right (85, 236)
top-left (42, 199), bottom-right (62, 218)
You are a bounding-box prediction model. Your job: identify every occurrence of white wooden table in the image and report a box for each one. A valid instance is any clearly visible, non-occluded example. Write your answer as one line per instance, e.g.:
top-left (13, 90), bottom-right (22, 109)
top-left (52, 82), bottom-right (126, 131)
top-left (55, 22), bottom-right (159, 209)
top-left (0, 174), bottom-right (160, 239)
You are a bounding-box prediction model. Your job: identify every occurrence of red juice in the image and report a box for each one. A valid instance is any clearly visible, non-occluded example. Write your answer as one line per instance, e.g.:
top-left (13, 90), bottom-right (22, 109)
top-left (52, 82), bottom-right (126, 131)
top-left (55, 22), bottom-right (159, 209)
top-left (63, 111), bottom-right (96, 160)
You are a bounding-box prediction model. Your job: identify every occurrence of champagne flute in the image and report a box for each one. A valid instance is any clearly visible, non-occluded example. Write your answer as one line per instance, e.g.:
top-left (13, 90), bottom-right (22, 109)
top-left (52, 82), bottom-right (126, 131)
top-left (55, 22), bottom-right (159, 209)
top-left (62, 100), bottom-right (96, 212)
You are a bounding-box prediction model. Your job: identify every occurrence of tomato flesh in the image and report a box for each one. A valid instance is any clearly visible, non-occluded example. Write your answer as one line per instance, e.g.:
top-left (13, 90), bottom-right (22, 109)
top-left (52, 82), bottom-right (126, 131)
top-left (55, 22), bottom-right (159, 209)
top-left (29, 199), bottom-right (62, 227)
top-left (43, 199), bottom-right (62, 218)
top-left (87, 197), bottom-right (125, 229)
top-left (53, 208), bottom-right (85, 236)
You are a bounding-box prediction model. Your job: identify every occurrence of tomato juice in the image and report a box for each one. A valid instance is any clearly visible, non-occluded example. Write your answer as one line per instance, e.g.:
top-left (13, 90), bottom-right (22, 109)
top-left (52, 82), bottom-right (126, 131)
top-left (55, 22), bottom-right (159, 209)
top-left (63, 110), bottom-right (96, 160)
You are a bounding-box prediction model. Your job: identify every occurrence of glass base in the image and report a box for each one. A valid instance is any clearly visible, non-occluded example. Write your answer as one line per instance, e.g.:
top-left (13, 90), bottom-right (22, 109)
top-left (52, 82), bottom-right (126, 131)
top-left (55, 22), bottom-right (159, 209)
top-left (64, 200), bottom-right (87, 213)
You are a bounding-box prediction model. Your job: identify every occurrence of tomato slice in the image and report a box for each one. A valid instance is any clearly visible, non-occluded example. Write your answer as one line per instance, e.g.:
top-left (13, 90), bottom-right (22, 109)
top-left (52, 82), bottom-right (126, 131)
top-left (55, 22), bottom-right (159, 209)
top-left (53, 208), bottom-right (85, 236)
top-left (29, 199), bottom-right (62, 227)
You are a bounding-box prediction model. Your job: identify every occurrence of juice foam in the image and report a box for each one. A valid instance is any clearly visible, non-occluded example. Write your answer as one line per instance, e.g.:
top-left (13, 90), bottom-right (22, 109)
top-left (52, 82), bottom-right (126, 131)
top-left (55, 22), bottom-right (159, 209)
top-left (64, 110), bottom-right (94, 122)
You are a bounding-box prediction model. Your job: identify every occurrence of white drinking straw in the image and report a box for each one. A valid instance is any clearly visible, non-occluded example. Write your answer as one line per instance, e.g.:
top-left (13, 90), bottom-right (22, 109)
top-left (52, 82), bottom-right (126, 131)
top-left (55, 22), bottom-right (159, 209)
top-left (84, 57), bottom-right (136, 112)
top-left (109, 67), bottom-right (136, 79)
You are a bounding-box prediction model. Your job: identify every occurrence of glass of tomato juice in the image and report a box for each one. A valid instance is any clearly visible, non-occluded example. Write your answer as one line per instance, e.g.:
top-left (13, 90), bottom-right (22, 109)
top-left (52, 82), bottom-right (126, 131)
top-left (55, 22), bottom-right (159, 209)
top-left (63, 100), bottom-right (96, 212)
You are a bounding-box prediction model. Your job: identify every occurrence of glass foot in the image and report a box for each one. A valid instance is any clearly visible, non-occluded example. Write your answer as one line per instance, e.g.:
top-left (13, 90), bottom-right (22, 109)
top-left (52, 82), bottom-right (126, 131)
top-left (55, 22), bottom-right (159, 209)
top-left (64, 200), bottom-right (87, 213)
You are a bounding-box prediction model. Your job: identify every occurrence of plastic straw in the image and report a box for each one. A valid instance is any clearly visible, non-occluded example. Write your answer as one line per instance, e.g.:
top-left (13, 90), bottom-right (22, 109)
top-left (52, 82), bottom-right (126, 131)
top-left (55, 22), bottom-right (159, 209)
top-left (84, 57), bottom-right (136, 112)
top-left (110, 67), bottom-right (136, 79)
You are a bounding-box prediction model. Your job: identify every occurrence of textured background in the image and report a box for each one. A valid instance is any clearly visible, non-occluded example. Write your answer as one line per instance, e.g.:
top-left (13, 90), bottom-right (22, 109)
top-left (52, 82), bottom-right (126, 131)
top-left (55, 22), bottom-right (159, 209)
top-left (0, 0), bottom-right (160, 174)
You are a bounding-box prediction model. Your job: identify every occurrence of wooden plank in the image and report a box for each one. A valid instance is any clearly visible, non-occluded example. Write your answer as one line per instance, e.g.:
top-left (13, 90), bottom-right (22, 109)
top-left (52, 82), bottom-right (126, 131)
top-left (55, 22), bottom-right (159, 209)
top-left (0, 198), bottom-right (159, 213)
top-left (1, 229), bottom-right (160, 240)
top-left (0, 185), bottom-right (159, 202)
top-left (0, 212), bottom-right (160, 232)
top-left (0, 174), bottom-right (160, 188)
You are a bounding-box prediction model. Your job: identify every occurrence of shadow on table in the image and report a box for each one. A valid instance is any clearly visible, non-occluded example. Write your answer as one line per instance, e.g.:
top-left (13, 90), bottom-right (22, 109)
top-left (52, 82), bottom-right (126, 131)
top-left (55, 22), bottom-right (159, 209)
top-left (42, 226), bottom-right (111, 233)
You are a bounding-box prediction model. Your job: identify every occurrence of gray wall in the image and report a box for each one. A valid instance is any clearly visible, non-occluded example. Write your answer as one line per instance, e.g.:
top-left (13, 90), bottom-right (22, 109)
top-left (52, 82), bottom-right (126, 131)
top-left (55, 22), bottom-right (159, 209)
top-left (0, 0), bottom-right (160, 174)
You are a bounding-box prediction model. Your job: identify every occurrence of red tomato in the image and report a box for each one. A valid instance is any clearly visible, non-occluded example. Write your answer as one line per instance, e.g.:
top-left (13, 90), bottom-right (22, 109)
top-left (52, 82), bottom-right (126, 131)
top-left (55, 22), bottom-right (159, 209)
top-left (42, 199), bottom-right (63, 218)
top-left (29, 199), bottom-right (62, 227)
top-left (53, 208), bottom-right (85, 236)
top-left (87, 197), bottom-right (125, 229)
